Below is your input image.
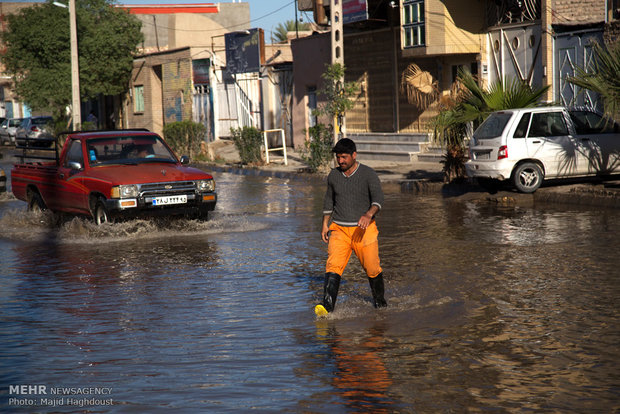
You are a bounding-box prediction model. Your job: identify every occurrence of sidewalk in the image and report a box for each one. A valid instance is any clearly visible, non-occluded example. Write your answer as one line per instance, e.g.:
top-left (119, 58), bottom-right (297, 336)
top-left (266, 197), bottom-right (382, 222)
top-left (198, 140), bottom-right (620, 208)
top-left (199, 139), bottom-right (444, 183)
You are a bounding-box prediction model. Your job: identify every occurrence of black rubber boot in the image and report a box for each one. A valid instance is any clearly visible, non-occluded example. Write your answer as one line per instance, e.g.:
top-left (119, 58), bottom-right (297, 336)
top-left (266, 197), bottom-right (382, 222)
top-left (368, 273), bottom-right (387, 308)
top-left (321, 272), bottom-right (341, 312)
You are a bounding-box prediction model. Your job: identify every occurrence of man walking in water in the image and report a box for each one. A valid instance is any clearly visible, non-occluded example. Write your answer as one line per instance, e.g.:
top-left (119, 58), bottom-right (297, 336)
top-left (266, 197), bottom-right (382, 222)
top-left (315, 138), bottom-right (387, 316)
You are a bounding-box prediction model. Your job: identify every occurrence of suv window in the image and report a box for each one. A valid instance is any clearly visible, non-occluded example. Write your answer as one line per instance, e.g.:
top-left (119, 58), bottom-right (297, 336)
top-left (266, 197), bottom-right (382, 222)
top-left (529, 112), bottom-right (568, 137)
top-left (474, 112), bottom-right (513, 139)
top-left (513, 113), bottom-right (531, 138)
top-left (569, 110), bottom-right (617, 134)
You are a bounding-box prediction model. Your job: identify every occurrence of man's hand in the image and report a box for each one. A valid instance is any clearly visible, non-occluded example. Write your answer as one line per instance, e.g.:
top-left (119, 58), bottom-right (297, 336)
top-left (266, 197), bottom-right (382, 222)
top-left (321, 215), bottom-right (331, 243)
top-left (357, 213), bottom-right (373, 229)
top-left (358, 205), bottom-right (379, 229)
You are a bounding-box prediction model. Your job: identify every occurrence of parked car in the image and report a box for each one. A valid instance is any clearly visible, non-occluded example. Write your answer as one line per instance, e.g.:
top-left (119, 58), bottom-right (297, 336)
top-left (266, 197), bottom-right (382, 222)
top-left (466, 106), bottom-right (620, 193)
top-left (15, 116), bottom-right (54, 147)
top-left (0, 118), bottom-right (23, 145)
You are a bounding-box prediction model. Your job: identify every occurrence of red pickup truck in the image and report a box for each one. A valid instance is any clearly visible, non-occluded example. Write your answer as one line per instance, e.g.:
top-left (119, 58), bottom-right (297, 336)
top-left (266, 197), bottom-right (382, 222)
top-left (11, 130), bottom-right (217, 224)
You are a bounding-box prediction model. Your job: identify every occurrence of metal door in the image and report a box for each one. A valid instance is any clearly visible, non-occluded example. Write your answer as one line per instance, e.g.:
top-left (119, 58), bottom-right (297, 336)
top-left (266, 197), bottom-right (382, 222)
top-left (555, 30), bottom-right (603, 111)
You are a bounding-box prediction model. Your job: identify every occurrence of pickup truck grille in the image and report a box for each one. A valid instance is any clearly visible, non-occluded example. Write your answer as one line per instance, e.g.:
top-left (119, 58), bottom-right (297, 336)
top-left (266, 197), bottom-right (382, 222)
top-left (140, 181), bottom-right (195, 197)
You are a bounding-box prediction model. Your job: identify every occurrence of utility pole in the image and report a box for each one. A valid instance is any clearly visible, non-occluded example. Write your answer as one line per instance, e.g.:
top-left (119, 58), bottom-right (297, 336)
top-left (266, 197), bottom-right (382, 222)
top-left (69, 0), bottom-right (81, 129)
top-left (330, 0), bottom-right (344, 143)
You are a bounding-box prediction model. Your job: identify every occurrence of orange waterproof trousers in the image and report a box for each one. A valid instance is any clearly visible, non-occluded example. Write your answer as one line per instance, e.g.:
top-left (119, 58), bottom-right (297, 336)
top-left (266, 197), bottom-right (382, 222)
top-left (326, 222), bottom-right (382, 278)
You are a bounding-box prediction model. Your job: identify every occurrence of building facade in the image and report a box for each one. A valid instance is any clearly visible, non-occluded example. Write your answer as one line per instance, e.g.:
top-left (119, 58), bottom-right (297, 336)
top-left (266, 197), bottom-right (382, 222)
top-left (292, 0), bottom-right (619, 151)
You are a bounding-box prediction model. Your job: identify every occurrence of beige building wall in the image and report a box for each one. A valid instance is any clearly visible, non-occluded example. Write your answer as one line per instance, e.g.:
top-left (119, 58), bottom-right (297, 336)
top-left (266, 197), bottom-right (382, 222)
top-left (402, 0), bottom-right (485, 58)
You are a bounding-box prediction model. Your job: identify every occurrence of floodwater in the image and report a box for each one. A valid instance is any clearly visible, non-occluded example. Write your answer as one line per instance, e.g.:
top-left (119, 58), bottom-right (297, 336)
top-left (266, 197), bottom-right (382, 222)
top-left (0, 171), bottom-right (618, 413)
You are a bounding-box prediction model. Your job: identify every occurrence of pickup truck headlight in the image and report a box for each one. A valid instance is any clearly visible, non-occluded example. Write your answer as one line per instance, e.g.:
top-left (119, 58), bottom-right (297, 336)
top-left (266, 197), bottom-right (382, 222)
top-left (111, 184), bottom-right (139, 198)
top-left (196, 179), bottom-right (215, 192)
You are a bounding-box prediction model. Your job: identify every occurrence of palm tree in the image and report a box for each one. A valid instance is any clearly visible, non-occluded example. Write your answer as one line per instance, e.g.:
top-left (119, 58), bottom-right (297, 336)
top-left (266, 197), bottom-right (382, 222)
top-left (567, 40), bottom-right (620, 120)
top-left (272, 20), bottom-right (310, 43)
top-left (432, 69), bottom-right (549, 182)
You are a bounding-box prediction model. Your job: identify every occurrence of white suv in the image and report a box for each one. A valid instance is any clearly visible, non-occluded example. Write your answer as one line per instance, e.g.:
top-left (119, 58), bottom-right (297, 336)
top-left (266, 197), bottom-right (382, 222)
top-left (465, 106), bottom-right (620, 193)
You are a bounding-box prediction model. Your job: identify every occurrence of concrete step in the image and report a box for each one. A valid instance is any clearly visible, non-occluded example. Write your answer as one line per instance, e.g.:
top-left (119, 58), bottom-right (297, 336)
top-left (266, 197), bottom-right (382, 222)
top-left (415, 145), bottom-right (444, 162)
top-left (347, 132), bottom-right (433, 163)
top-left (355, 140), bottom-right (425, 153)
top-left (357, 150), bottom-right (414, 162)
top-left (349, 132), bottom-right (430, 143)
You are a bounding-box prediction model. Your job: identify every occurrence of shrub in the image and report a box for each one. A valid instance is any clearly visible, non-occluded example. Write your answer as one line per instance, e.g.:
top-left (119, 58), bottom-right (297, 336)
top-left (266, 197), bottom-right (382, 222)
top-left (441, 144), bottom-right (468, 183)
top-left (163, 120), bottom-right (206, 158)
top-left (230, 126), bottom-right (263, 165)
top-left (301, 123), bottom-right (333, 173)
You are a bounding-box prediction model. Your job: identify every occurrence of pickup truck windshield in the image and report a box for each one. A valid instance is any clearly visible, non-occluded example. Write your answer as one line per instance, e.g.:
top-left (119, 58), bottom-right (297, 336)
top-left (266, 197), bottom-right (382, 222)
top-left (474, 112), bottom-right (513, 140)
top-left (86, 135), bottom-right (177, 166)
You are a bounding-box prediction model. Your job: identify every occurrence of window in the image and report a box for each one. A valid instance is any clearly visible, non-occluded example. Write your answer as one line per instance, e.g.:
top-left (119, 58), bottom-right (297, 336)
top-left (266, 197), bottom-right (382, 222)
top-left (473, 112), bottom-right (513, 140)
top-left (569, 110), bottom-right (618, 134)
top-left (530, 112), bottom-right (569, 137)
top-left (513, 113), bottom-right (531, 138)
top-left (65, 140), bottom-right (83, 168)
top-left (403, 0), bottom-right (425, 47)
top-left (134, 86), bottom-right (144, 113)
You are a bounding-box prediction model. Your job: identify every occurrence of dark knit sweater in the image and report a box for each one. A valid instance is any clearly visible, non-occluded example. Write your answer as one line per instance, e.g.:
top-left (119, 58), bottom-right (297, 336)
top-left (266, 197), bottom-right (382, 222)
top-left (323, 163), bottom-right (384, 226)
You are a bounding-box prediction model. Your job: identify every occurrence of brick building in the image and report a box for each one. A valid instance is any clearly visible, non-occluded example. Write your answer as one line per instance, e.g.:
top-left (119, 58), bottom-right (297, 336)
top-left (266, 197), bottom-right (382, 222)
top-left (291, 0), bottom-right (619, 159)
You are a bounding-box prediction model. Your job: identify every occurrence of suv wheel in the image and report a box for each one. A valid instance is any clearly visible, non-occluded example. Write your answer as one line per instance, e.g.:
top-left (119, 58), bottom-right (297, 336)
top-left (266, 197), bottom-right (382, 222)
top-left (512, 162), bottom-right (543, 193)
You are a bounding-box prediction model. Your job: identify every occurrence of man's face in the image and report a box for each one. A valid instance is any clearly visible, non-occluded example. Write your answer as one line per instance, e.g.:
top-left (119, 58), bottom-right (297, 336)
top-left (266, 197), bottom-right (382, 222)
top-left (335, 152), bottom-right (356, 172)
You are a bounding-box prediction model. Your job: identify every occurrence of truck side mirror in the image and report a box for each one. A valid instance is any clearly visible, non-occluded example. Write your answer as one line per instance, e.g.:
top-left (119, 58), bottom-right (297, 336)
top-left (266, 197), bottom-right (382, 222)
top-left (180, 155), bottom-right (190, 165)
top-left (67, 161), bottom-right (82, 171)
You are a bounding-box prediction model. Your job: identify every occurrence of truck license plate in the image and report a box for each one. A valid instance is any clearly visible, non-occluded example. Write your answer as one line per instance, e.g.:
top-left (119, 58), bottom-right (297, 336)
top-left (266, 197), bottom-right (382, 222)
top-left (152, 195), bottom-right (187, 206)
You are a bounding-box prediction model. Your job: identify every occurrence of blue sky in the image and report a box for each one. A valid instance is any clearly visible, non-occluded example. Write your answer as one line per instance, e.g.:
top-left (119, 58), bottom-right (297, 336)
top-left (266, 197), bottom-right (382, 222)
top-left (120, 0), bottom-right (309, 41)
top-left (20, 0), bottom-right (310, 41)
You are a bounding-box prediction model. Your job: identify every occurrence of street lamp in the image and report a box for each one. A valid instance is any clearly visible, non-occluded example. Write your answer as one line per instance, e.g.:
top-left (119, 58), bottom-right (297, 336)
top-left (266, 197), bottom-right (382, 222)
top-left (53, 0), bottom-right (81, 129)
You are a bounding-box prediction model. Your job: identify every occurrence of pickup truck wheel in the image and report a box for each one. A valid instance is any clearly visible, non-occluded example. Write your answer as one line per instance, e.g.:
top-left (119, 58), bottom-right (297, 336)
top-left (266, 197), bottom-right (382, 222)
top-left (513, 162), bottom-right (543, 193)
top-left (27, 191), bottom-right (47, 212)
top-left (94, 199), bottom-right (111, 225)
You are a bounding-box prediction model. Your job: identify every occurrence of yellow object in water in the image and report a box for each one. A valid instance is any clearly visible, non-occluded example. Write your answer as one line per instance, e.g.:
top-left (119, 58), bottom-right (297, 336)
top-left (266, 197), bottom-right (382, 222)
top-left (314, 304), bottom-right (328, 317)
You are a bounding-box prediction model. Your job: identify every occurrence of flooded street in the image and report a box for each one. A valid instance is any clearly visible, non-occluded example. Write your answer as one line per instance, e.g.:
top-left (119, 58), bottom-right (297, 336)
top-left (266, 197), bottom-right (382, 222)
top-left (1, 171), bottom-right (618, 412)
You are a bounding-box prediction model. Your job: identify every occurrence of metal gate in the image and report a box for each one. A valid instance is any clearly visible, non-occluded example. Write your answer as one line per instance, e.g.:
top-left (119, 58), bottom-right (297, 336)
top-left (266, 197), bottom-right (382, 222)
top-left (555, 29), bottom-right (603, 111)
top-left (193, 84), bottom-right (213, 142)
top-left (487, 23), bottom-right (543, 88)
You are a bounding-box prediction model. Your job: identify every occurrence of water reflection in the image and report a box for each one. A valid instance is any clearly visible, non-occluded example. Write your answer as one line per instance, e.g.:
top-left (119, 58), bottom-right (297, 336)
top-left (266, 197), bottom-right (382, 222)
top-left (314, 320), bottom-right (393, 412)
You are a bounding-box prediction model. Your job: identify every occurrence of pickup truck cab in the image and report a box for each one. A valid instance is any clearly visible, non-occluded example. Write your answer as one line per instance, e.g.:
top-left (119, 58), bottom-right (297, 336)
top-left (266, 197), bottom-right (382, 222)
top-left (11, 130), bottom-right (216, 223)
top-left (466, 106), bottom-right (620, 192)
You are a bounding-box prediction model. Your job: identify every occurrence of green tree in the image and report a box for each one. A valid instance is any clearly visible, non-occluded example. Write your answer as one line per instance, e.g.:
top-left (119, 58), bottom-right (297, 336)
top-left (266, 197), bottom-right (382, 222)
top-left (299, 63), bottom-right (358, 172)
top-left (567, 40), bottom-right (620, 119)
top-left (272, 20), bottom-right (310, 43)
top-left (315, 62), bottom-right (358, 130)
top-left (1, 0), bottom-right (143, 121)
